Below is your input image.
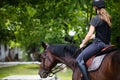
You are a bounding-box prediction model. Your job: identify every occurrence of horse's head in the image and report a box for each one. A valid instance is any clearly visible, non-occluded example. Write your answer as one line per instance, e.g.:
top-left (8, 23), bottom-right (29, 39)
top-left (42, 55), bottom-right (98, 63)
top-left (39, 42), bottom-right (57, 78)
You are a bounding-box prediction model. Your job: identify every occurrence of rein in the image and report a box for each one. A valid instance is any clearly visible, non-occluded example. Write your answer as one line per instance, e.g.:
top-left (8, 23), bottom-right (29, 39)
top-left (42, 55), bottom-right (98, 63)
top-left (41, 44), bottom-right (82, 77)
top-left (49, 47), bottom-right (81, 76)
top-left (48, 63), bottom-right (66, 77)
top-left (47, 47), bottom-right (82, 77)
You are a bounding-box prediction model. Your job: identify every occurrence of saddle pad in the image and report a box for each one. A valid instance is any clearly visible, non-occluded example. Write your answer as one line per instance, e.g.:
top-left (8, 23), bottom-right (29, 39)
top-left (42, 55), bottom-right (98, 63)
top-left (88, 54), bottom-right (106, 71)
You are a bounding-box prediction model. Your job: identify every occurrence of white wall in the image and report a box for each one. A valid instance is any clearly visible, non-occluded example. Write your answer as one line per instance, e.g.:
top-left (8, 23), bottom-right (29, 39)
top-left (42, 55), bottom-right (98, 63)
top-left (0, 44), bottom-right (5, 61)
top-left (0, 44), bottom-right (23, 61)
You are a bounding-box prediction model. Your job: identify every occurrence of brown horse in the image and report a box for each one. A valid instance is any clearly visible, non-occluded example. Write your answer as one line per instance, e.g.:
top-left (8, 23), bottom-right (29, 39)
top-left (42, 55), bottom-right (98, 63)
top-left (39, 42), bottom-right (120, 80)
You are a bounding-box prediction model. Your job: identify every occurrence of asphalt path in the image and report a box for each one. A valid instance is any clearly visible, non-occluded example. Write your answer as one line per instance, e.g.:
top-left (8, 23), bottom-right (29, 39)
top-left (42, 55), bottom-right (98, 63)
top-left (2, 75), bottom-right (59, 80)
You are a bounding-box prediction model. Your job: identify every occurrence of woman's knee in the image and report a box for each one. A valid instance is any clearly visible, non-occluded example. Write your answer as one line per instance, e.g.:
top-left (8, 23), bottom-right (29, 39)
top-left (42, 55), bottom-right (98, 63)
top-left (76, 56), bottom-right (83, 63)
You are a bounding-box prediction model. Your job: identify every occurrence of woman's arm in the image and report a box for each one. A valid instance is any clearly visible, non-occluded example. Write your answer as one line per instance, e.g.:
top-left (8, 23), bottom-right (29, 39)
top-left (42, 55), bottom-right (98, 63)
top-left (80, 25), bottom-right (95, 48)
top-left (90, 34), bottom-right (95, 39)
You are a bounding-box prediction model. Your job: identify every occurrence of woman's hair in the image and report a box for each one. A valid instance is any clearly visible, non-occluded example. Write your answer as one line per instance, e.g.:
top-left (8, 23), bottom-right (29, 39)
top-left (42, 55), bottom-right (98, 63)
top-left (97, 8), bottom-right (112, 27)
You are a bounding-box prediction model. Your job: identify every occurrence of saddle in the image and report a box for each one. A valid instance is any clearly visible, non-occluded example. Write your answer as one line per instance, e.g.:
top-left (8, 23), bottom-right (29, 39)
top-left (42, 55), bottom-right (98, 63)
top-left (86, 45), bottom-right (117, 71)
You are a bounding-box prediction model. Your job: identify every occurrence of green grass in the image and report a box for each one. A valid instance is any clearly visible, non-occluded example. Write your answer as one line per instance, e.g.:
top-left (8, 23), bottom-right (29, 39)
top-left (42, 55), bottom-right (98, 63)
top-left (57, 69), bottom-right (72, 80)
top-left (0, 64), bottom-right (72, 80)
top-left (0, 64), bottom-right (39, 78)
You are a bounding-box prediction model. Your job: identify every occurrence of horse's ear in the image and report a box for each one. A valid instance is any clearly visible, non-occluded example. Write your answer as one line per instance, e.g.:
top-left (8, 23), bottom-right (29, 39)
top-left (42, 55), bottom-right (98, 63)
top-left (41, 41), bottom-right (49, 50)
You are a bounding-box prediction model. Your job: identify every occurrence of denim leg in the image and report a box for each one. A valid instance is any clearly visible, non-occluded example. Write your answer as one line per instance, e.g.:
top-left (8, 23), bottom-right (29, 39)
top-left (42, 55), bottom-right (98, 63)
top-left (76, 41), bottom-right (106, 62)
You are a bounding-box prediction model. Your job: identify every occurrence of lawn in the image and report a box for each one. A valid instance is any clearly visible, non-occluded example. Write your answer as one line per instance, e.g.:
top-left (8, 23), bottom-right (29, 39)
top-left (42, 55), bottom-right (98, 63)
top-left (0, 64), bottom-right (72, 80)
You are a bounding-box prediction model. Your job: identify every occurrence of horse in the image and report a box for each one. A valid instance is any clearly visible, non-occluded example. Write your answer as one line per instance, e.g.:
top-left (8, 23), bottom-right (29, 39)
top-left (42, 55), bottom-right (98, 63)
top-left (39, 42), bottom-right (120, 80)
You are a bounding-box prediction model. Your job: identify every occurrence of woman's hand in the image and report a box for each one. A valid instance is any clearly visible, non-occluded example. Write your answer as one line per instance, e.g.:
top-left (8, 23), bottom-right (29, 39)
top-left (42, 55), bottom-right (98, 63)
top-left (79, 43), bottom-right (84, 49)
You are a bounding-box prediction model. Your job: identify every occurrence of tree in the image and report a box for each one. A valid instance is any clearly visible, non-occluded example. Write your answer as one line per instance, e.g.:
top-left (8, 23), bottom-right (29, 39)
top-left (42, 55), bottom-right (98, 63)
top-left (0, 0), bottom-right (120, 54)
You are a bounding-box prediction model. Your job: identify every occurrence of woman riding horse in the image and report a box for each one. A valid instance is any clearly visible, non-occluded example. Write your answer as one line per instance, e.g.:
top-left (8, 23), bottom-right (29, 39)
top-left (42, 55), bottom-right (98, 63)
top-left (76, 0), bottom-right (112, 80)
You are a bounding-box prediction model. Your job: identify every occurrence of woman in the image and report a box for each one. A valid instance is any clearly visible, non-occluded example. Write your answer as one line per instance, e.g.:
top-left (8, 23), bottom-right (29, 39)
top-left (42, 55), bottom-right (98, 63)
top-left (76, 0), bottom-right (112, 80)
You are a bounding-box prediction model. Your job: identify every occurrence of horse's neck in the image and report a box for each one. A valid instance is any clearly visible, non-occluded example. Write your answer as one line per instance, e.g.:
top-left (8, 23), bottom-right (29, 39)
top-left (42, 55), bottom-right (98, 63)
top-left (56, 56), bottom-right (77, 70)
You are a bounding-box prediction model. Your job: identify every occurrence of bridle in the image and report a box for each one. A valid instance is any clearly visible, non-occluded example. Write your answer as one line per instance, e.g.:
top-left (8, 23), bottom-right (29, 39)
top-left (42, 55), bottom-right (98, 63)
top-left (40, 49), bottom-right (66, 77)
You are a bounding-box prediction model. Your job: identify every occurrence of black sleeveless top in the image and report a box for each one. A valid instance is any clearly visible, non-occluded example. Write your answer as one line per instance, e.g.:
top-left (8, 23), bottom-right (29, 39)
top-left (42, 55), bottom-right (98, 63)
top-left (90, 15), bottom-right (111, 44)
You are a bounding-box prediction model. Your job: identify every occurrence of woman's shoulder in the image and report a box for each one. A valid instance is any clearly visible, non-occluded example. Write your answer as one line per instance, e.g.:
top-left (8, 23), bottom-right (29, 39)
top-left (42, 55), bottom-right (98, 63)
top-left (92, 15), bottom-right (100, 20)
top-left (90, 15), bottom-right (101, 27)
top-left (91, 15), bottom-right (101, 23)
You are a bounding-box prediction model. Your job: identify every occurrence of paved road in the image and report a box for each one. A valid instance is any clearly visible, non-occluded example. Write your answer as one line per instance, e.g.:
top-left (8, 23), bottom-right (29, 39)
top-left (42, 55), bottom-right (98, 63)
top-left (0, 62), bottom-right (63, 68)
top-left (0, 61), bottom-right (40, 68)
top-left (2, 75), bottom-right (60, 80)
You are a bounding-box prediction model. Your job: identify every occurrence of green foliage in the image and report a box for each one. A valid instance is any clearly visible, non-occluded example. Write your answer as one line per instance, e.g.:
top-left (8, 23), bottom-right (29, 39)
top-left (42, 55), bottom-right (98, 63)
top-left (0, 0), bottom-right (120, 53)
top-left (106, 0), bottom-right (120, 47)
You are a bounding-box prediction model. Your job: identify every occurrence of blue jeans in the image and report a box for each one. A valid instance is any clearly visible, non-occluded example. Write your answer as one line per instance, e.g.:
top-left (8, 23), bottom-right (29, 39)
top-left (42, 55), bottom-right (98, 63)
top-left (76, 40), bottom-right (108, 62)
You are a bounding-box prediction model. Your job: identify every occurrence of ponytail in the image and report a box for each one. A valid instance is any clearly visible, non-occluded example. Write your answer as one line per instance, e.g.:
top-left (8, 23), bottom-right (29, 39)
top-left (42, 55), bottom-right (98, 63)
top-left (97, 8), bottom-right (112, 27)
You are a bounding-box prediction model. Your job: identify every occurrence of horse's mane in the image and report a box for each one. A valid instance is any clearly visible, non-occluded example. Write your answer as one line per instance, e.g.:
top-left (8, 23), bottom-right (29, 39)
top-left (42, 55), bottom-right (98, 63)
top-left (48, 44), bottom-right (80, 58)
